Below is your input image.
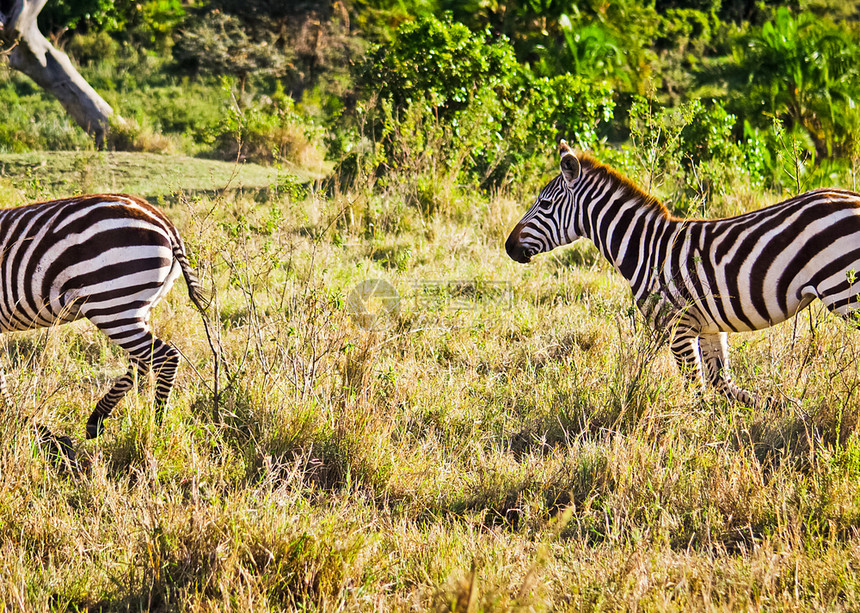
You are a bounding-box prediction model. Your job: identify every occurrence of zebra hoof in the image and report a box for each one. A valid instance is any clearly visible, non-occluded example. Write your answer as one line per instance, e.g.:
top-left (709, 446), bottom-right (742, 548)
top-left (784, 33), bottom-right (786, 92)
top-left (44, 435), bottom-right (79, 471)
top-left (86, 414), bottom-right (105, 439)
top-left (57, 435), bottom-right (75, 457)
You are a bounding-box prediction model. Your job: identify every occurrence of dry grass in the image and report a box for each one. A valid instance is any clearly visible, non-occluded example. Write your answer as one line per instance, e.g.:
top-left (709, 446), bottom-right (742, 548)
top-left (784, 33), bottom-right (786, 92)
top-left (2, 162), bottom-right (860, 611)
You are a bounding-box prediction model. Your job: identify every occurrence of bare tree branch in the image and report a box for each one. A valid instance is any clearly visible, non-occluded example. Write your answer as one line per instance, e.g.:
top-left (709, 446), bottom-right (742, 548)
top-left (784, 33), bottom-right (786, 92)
top-left (0, 0), bottom-right (124, 147)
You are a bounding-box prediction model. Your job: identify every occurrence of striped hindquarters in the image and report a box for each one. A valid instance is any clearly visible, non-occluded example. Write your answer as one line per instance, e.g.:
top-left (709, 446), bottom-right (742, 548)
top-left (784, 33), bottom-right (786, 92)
top-left (0, 193), bottom-right (199, 333)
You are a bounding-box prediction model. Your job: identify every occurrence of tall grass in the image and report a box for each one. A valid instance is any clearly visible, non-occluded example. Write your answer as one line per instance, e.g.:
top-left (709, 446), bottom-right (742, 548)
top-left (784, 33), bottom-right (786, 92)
top-left (1, 148), bottom-right (860, 610)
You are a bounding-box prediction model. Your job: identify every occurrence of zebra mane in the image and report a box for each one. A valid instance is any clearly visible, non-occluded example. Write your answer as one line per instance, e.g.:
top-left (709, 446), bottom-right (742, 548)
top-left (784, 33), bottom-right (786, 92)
top-left (578, 153), bottom-right (672, 219)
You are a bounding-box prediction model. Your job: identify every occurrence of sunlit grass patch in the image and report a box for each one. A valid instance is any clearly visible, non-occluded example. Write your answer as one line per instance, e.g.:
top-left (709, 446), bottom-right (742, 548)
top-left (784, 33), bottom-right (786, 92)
top-left (2, 158), bottom-right (860, 609)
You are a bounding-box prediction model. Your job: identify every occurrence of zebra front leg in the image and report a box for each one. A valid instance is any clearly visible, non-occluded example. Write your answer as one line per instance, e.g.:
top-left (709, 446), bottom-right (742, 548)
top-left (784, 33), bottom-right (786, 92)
top-left (698, 332), bottom-right (764, 407)
top-left (669, 326), bottom-right (705, 392)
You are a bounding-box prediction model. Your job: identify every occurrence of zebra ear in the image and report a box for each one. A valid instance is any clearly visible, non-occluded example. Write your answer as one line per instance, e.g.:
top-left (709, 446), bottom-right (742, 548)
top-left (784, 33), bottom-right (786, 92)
top-left (560, 150), bottom-right (581, 186)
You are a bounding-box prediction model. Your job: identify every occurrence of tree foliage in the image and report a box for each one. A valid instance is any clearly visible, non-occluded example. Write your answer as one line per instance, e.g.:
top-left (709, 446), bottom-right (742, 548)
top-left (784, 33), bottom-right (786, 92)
top-left (722, 7), bottom-right (860, 156)
top-left (355, 15), bottom-right (614, 185)
top-left (37, 0), bottom-right (126, 32)
top-left (5, 0), bottom-right (860, 185)
top-left (172, 10), bottom-right (292, 84)
top-left (360, 16), bottom-right (520, 118)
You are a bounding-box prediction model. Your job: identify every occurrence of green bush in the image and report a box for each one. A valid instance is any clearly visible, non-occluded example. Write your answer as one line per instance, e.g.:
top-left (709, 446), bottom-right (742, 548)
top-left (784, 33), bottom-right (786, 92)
top-left (360, 15), bottom-right (521, 120)
top-left (722, 7), bottom-right (860, 157)
top-left (0, 73), bottom-right (91, 153)
top-left (354, 14), bottom-right (615, 189)
top-left (65, 31), bottom-right (121, 66)
top-left (212, 83), bottom-right (326, 168)
top-left (121, 82), bottom-right (227, 151)
top-left (625, 97), bottom-right (769, 215)
top-left (551, 18), bottom-right (628, 86)
top-left (171, 9), bottom-right (293, 85)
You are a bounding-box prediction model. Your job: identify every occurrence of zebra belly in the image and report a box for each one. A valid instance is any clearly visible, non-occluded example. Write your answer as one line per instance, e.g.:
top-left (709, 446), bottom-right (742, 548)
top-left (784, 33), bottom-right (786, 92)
top-left (712, 303), bottom-right (801, 333)
top-left (0, 301), bottom-right (84, 333)
top-left (703, 271), bottom-right (856, 333)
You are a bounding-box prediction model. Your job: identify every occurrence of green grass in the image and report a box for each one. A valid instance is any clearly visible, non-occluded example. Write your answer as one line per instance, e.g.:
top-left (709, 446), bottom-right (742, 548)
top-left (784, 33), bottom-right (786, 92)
top-left (0, 151), bottom-right (320, 202)
top-left (2, 153), bottom-right (860, 610)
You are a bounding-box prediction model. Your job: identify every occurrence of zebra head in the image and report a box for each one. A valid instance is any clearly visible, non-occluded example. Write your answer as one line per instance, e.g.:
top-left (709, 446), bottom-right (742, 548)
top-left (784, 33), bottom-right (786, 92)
top-left (505, 140), bottom-right (581, 263)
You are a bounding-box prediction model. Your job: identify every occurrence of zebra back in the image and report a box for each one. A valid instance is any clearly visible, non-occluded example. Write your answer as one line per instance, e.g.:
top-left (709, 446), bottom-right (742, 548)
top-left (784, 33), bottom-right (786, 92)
top-left (0, 193), bottom-right (207, 332)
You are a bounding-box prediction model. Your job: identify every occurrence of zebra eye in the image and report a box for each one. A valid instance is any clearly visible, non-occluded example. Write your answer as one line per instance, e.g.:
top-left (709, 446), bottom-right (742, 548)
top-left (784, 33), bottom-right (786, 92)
top-left (538, 199), bottom-right (554, 211)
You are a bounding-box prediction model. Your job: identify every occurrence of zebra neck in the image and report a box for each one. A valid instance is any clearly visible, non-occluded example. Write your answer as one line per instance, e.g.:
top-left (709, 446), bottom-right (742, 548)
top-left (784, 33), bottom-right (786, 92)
top-left (579, 185), bottom-right (676, 284)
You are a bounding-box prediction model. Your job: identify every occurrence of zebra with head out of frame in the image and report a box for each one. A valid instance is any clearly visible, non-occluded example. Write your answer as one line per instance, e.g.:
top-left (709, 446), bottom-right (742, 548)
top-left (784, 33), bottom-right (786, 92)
top-left (0, 192), bottom-right (208, 459)
top-left (506, 140), bottom-right (860, 407)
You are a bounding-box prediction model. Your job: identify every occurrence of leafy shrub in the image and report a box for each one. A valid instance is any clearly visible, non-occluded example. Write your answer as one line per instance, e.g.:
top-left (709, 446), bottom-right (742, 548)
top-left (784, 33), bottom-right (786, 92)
top-left (172, 10), bottom-right (293, 85)
top-left (676, 99), bottom-right (736, 169)
top-left (38, 0), bottom-right (128, 33)
top-left (361, 15), bottom-right (521, 120)
top-left (354, 15), bottom-right (616, 189)
top-left (723, 7), bottom-right (860, 157)
top-left (143, 84), bottom-right (224, 134)
top-left (553, 18), bottom-right (628, 86)
top-left (125, 82), bottom-right (227, 150)
top-left (0, 73), bottom-right (91, 153)
top-left (130, 0), bottom-right (187, 50)
top-left (106, 116), bottom-right (176, 153)
top-left (514, 74), bottom-right (615, 155)
top-left (740, 118), bottom-right (824, 194)
top-left (626, 97), bottom-right (769, 215)
top-left (65, 31), bottom-right (121, 66)
top-left (213, 84), bottom-right (326, 169)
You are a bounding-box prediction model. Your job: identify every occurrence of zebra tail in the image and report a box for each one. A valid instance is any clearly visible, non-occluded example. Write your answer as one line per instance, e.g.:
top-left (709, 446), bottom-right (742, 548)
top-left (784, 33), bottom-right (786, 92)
top-left (171, 241), bottom-right (211, 312)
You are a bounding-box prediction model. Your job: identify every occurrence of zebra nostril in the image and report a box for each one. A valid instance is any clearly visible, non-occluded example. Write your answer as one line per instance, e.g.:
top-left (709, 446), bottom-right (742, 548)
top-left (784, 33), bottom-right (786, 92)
top-left (511, 248), bottom-right (532, 263)
top-left (505, 225), bottom-right (531, 263)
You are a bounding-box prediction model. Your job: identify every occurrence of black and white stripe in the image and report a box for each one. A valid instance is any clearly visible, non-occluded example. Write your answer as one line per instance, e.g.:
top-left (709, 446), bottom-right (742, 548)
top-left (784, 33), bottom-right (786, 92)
top-left (0, 193), bottom-right (207, 440)
top-left (506, 141), bottom-right (860, 406)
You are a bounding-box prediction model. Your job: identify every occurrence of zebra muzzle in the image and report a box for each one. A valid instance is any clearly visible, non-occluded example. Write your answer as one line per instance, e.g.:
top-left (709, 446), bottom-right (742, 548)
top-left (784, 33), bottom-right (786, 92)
top-left (505, 224), bottom-right (532, 263)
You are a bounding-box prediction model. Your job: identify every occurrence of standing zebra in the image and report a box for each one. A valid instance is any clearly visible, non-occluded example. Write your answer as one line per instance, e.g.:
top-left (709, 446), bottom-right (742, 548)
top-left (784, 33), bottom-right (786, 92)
top-left (0, 193), bottom-right (207, 448)
top-left (506, 141), bottom-right (860, 406)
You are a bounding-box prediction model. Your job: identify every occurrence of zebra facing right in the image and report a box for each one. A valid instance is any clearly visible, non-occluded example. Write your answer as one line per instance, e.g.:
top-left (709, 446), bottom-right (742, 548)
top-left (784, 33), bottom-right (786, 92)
top-left (506, 141), bottom-right (860, 407)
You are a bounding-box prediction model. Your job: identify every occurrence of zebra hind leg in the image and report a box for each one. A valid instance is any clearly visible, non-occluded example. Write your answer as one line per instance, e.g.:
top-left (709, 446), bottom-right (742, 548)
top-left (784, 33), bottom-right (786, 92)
top-left (698, 332), bottom-right (765, 408)
top-left (86, 322), bottom-right (181, 439)
top-left (148, 337), bottom-right (180, 425)
top-left (86, 361), bottom-right (141, 439)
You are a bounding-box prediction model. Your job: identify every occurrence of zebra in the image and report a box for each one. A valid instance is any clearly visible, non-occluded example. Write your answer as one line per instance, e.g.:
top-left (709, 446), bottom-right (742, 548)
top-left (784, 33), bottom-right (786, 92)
top-left (506, 140), bottom-right (860, 407)
top-left (0, 193), bottom-right (208, 453)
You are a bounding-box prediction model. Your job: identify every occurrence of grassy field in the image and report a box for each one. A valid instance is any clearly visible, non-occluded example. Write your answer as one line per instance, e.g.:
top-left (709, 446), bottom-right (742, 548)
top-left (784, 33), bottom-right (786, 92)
top-left (0, 151), bottom-right (319, 202)
top-left (1, 152), bottom-right (860, 611)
